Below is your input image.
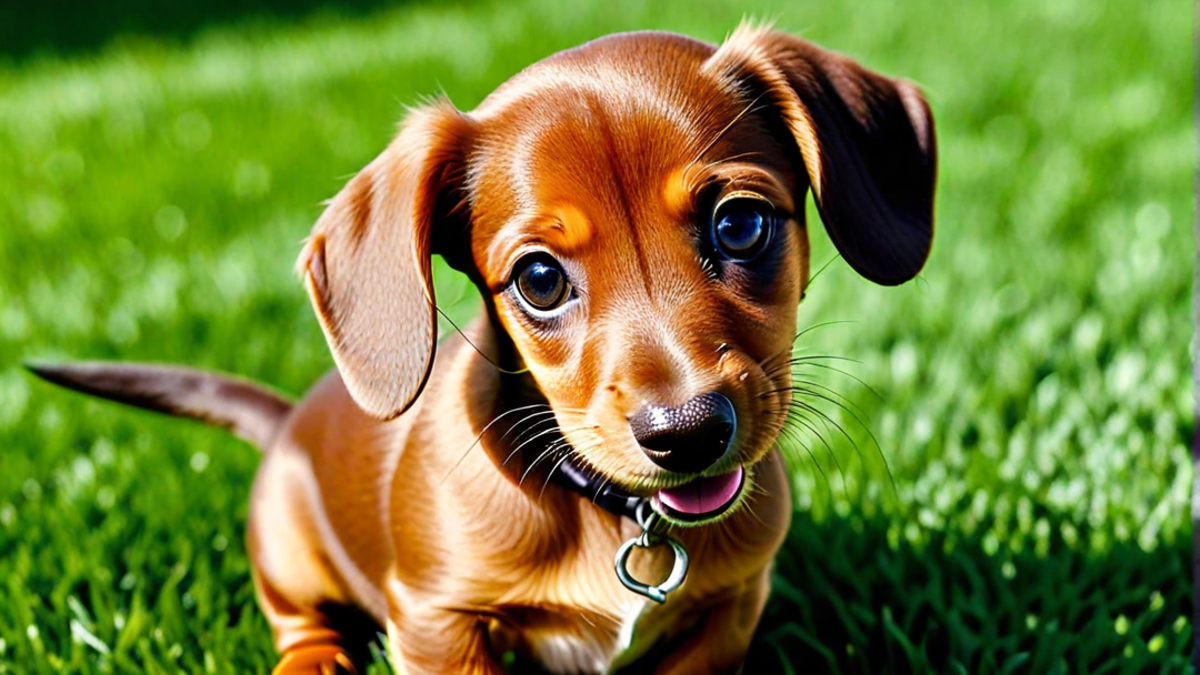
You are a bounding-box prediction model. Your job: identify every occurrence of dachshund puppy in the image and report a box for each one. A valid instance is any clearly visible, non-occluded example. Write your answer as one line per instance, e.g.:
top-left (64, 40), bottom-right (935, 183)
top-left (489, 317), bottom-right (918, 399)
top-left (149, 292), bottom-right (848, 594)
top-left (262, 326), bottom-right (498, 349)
top-left (31, 25), bottom-right (936, 675)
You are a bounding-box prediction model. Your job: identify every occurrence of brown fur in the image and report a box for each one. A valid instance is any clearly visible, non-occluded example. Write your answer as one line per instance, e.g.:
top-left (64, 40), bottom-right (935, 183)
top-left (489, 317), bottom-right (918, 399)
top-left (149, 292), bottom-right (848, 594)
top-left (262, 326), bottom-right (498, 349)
top-left (31, 25), bottom-right (936, 674)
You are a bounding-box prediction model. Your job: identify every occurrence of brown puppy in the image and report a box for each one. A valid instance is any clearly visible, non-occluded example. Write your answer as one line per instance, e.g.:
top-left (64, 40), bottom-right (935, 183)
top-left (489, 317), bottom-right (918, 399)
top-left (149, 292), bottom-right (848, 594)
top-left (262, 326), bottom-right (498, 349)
top-left (30, 25), bottom-right (936, 674)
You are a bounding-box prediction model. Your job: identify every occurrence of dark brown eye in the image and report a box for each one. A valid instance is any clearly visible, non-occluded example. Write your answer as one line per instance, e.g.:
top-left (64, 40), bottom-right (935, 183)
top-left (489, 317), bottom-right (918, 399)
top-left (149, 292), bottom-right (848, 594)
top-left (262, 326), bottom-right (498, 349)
top-left (713, 198), bottom-right (774, 261)
top-left (514, 257), bottom-right (568, 312)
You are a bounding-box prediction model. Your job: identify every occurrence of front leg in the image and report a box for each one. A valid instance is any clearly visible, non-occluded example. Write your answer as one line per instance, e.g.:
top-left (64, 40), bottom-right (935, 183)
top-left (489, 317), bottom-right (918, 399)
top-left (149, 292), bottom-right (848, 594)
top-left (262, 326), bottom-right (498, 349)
top-left (385, 604), bottom-right (505, 675)
top-left (651, 569), bottom-right (773, 675)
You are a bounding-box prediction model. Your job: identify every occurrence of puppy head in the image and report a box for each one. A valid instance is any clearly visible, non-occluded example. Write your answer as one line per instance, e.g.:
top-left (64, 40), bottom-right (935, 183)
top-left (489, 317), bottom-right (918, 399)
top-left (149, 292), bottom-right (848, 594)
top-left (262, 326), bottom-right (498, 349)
top-left (298, 27), bottom-right (936, 525)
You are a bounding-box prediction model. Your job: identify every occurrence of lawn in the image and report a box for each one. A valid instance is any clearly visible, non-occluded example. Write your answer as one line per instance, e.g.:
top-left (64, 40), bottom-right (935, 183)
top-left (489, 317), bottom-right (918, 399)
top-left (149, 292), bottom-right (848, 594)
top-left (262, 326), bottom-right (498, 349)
top-left (0, 0), bottom-right (1191, 673)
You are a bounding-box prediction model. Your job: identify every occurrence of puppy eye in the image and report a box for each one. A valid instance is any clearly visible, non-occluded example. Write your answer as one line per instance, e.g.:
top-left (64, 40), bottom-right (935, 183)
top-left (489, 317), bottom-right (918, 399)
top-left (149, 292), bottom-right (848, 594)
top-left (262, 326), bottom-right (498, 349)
top-left (514, 256), bottom-right (569, 312)
top-left (712, 198), bottom-right (774, 261)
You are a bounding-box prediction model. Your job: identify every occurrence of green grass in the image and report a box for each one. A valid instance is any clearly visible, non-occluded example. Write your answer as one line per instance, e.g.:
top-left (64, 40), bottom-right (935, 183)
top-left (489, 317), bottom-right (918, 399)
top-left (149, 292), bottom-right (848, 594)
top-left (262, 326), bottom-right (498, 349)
top-left (0, 0), bottom-right (1191, 673)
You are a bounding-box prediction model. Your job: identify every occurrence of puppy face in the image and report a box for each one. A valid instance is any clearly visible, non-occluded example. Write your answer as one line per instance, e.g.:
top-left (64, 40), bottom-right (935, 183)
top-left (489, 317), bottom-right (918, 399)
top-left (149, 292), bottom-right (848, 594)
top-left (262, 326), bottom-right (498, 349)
top-left (467, 34), bottom-right (809, 522)
top-left (298, 27), bottom-right (935, 525)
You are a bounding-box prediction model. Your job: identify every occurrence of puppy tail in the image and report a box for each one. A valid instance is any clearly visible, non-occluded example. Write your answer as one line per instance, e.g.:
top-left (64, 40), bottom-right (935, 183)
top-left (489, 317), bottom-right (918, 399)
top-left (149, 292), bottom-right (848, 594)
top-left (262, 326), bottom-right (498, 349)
top-left (25, 361), bottom-right (293, 449)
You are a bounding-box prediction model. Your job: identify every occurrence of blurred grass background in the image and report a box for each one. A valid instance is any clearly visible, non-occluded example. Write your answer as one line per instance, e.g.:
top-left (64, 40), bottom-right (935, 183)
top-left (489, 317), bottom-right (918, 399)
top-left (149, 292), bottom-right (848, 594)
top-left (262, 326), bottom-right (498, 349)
top-left (0, 0), bottom-right (1191, 673)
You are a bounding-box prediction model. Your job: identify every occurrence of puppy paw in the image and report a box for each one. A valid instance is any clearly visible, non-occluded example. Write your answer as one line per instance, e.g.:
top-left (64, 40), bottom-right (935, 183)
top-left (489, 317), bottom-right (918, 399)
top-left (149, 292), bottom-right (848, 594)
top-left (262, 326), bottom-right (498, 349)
top-left (273, 644), bottom-right (359, 675)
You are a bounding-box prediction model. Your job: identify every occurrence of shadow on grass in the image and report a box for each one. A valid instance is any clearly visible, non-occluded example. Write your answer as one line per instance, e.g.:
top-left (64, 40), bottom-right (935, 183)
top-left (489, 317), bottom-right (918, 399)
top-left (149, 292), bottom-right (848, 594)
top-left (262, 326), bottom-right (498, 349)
top-left (744, 508), bottom-right (1192, 675)
top-left (0, 0), bottom-right (464, 62)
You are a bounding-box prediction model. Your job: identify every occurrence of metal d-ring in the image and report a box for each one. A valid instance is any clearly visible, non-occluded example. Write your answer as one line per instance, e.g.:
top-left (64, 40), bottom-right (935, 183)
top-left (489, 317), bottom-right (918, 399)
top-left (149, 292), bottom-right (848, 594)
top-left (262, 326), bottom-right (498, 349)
top-left (614, 500), bottom-right (689, 603)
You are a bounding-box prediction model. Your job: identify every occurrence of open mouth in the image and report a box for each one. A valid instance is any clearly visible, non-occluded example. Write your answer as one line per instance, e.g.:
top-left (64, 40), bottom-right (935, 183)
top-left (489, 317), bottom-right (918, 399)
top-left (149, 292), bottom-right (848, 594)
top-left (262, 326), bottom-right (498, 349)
top-left (653, 467), bottom-right (745, 523)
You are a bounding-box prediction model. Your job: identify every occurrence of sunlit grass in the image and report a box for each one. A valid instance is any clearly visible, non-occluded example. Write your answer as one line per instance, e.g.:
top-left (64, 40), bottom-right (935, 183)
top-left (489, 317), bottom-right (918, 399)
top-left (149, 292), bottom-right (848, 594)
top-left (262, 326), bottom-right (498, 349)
top-left (0, 0), bottom-right (1191, 672)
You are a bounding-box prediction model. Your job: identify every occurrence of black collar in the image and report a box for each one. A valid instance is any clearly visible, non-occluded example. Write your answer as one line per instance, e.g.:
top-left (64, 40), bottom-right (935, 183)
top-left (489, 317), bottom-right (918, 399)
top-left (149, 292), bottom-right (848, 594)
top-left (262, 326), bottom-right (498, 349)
top-left (550, 457), bottom-right (644, 521)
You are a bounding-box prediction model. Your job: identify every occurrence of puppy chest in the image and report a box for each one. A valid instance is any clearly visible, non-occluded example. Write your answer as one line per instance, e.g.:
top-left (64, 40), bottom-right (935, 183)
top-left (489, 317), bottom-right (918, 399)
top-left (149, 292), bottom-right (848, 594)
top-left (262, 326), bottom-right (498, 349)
top-left (489, 601), bottom-right (650, 674)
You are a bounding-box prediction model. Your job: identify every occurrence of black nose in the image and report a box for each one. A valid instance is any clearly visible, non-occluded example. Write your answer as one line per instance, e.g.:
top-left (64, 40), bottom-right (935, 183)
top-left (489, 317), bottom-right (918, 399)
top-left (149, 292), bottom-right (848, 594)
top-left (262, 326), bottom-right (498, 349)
top-left (630, 392), bottom-right (737, 473)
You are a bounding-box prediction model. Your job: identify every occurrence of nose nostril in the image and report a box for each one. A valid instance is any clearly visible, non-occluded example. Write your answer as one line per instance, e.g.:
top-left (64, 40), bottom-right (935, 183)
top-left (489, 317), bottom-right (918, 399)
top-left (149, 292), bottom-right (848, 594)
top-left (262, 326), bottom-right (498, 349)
top-left (696, 420), bottom-right (733, 463)
top-left (639, 434), bottom-right (675, 455)
top-left (707, 421), bottom-right (733, 448)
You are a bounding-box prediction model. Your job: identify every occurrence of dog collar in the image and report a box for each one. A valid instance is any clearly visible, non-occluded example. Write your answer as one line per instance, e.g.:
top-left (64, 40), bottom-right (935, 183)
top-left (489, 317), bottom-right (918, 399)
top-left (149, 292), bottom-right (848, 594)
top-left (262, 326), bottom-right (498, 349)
top-left (550, 458), bottom-right (689, 604)
top-left (552, 457), bottom-right (643, 521)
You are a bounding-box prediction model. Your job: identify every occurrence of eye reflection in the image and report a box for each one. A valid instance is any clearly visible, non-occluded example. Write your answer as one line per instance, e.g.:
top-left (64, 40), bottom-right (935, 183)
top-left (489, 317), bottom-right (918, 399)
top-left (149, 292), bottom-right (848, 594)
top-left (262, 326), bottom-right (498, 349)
top-left (712, 198), bottom-right (774, 262)
top-left (514, 257), bottom-right (569, 312)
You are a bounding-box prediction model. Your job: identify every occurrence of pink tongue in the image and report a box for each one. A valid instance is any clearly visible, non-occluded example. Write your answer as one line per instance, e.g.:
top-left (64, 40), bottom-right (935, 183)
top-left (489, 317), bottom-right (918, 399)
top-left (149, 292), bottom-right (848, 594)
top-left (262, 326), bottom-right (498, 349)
top-left (657, 468), bottom-right (744, 515)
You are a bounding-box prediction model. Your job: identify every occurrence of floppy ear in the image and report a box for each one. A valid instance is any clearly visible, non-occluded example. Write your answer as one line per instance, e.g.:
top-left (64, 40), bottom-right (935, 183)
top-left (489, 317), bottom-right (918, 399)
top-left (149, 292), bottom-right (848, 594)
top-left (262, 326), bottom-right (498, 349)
top-left (297, 100), bottom-right (474, 420)
top-left (706, 27), bottom-right (937, 285)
